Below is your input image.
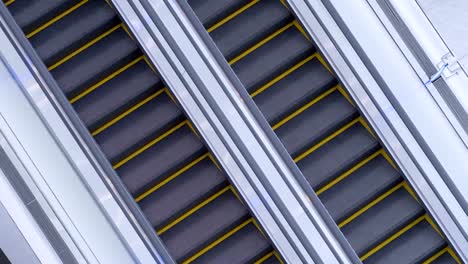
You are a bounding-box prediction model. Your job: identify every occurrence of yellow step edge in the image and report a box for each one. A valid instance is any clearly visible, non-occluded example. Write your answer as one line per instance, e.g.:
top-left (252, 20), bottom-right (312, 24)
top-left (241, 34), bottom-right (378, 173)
top-left (338, 182), bottom-right (404, 228)
top-left (255, 251), bottom-right (275, 264)
top-left (113, 120), bottom-right (187, 169)
top-left (272, 84), bottom-right (338, 130)
top-left (316, 149), bottom-right (383, 195)
top-left (91, 87), bottom-right (167, 136)
top-left (251, 218), bottom-right (267, 238)
top-left (228, 22), bottom-right (294, 65)
top-left (135, 153), bottom-right (211, 202)
top-left (251, 54), bottom-right (317, 98)
top-left (448, 248), bottom-right (462, 264)
top-left (360, 215), bottom-right (426, 261)
top-left (208, 153), bottom-right (222, 171)
top-left (381, 151), bottom-right (398, 170)
top-left (274, 251), bottom-right (285, 264)
top-left (336, 85), bottom-right (355, 107)
top-left (157, 186), bottom-right (233, 235)
top-left (26, 0), bottom-right (89, 39)
top-left (207, 0), bottom-right (260, 33)
top-left (48, 23), bottom-right (122, 71)
top-left (402, 182), bottom-right (419, 202)
top-left (423, 247), bottom-right (452, 264)
top-left (292, 20), bottom-right (310, 42)
top-left (70, 55), bottom-right (144, 103)
top-left (182, 219), bottom-right (253, 264)
top-left (5, 0), bottom-right (14, 6)
top-left (294, 117), bottom-right (361, 163)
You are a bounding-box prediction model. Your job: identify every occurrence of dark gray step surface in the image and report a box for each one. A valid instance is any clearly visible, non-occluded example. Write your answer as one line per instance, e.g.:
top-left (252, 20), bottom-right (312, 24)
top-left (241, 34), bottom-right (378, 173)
top-left (51, 28), bottom-right (140, 98)
top-left (254, 58), bottom-right (336, 126)
top-left (7, 0), bottom-right (80, 34)
top-left (29, 0), bottom-right (118, 66)
top-left (160, 190), bottom-right (249, 262)
top-left (342, 188), bottom-right (424, 256)
top-left (116, 124), bottom-right (206, 197)
top-left (94, 92), bottom-right (184, 164)
top-left (297, 123), bottom-right (380, 190)
top-left (319, 155), bottom-right (402, 223)
top-left (188, 0), bottom-right (251, 29)
top-left (210, 0), bottom-right (292, 61)
top-left (363, 220), bottom-right (446, 264)
top-left (275, 90), bottom-right (358, 158)
top-left (191, 222), bottom-right (272, 264)
top-left (140, 157), bottom-right (228, 230)
top-left (73, 59), bottom-right (164, 132)
top-left (231, 26), bottom-right (314, 93)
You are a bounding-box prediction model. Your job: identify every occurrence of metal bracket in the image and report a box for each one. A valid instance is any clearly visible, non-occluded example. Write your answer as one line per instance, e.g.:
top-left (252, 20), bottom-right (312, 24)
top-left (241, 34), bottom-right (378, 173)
top-left (439, 53), bottom-right (463, 78)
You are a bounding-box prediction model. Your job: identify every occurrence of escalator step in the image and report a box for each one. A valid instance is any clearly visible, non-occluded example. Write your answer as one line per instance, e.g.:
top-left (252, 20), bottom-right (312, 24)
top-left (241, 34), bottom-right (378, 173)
top-left (160, 190), bottom-right (249, 262)
top-left (254, 58), bottom-right (336, 126)
top-left (73, 59), bottom-right (164, 131)
top-left (94, 91), bottom-right (183, 164)
top-left (341, 188), bottom-right (424, 256)
top-left (28, 0), bottom-right (118, 66)
top-left (319, 155), bottom-right (401, 223)
top-left (210, 0), bottom-right (292, 61)
top-left (297, 123), bottom-right (380, 190)
top-left (116, 124), bottom-right (205, 197)
top-left (363, 220), bottom-right (445, 264)
top-left (188, 0), bottom-right (251, 29)
top-left (191, 222), bottom-right (272, 264)
top-left (140, 156), bottom-right (228, 230)
top-left (50, 27), bottom-right (140, 98)
top-left (431, 252), bottom-right (458, 264)
top-left (275, 90), bottom-right (358, 158)
top-left (231, 26), bottom-right (314, 93)
top-left (7, 0), bottom-right (80, 34)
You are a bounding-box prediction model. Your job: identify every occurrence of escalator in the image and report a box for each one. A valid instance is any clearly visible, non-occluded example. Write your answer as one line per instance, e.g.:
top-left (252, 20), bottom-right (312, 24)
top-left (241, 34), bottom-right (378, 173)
top-left (186, 0), bottom-right (461, 263)
top-left (5, 0), bottom-right (281, 263)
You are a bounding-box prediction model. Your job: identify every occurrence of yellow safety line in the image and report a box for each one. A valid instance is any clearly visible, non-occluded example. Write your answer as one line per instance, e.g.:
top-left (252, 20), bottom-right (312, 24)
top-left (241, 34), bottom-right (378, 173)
top-left (292, 20), bottom-right (310, 42)
top-left (272, 85), bottom-right (338, 130)
top-left (26, 0), bottom-right (89, 39)
top-left (91, 88), bottom-right (166, 136)
top-left (143, 55), bottom-right (157, 74)
top-left (336, 85), bottom-right (355, 107)
top-left (423, 247), bottom-right (450, 264)
top-left (157, 186), bottom-right (232, 235)
top-left (279, 0), bottom-right (288, 8)
top-left (186, 120), bottom-right (200, 138)
top-left (113, 121), bottom-right (187, 169)
top-left (251, 218), bottom-right (267, 238)
top-left (207, 0), bottom-right (260, 33)
top-left (448, 248), bottom-right (462, 264)
top-left (228, 22), bottom-right (294, 65)
top-left (360, 215), bottom-right (426, 261)
top-left (251, 54), bottom-right (317, 98)
top-left (135, 153), bottom-right (210, 202)
top-left (402, 182), bottom-right (419, 202)
top-left (357, 117), bottom-right (377, 139)
top-left (4, 0), bottom-right (14, 6)
top-left (274, 251), bottom-right (285, 264)
top-left (48, 24), bottom-right (122, 71)
top-left (338, 182), bottom-right (404, 228)
top-left (316, 150), bottom-right (383, 195)
top-left (70, 56), bottom-right (144, 103)
top-left (294, 117), bottom-right (361, 163)
top-left (208, 153), bottom-right (222, 171)
top-left (182, 219), bottom-right (253, 264)
top-left (255, 251), bottom-right (275, 264)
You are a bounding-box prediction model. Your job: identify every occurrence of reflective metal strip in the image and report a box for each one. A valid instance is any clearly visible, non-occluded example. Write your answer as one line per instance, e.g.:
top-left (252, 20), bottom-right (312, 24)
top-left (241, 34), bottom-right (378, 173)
top-left (285, 0), bottom-right (468, 260)
top-left (109, 0), bottom-right (359, 263)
